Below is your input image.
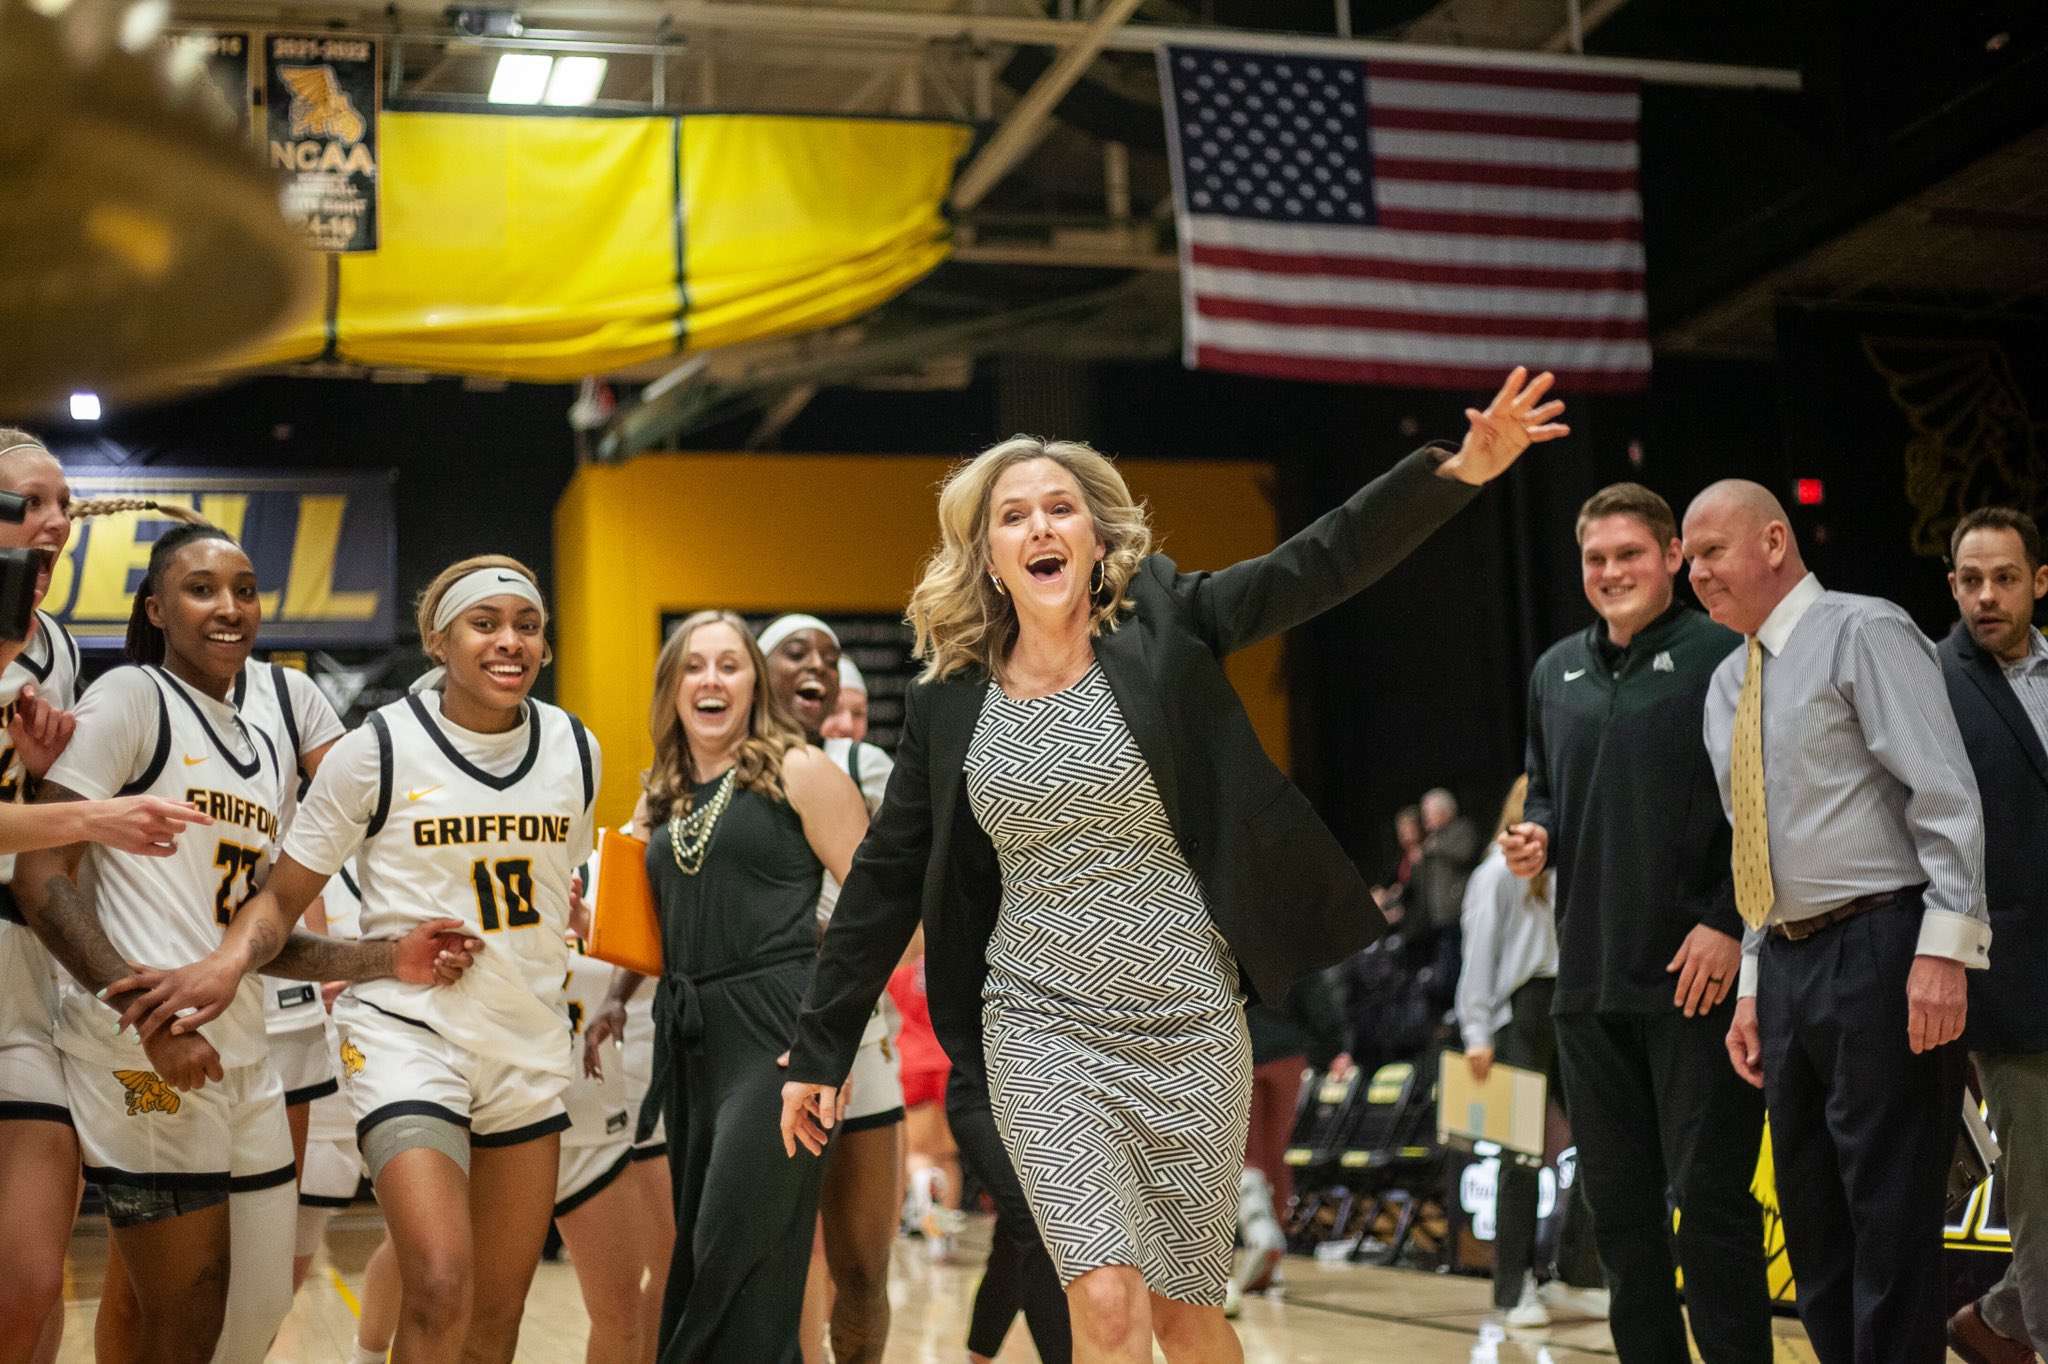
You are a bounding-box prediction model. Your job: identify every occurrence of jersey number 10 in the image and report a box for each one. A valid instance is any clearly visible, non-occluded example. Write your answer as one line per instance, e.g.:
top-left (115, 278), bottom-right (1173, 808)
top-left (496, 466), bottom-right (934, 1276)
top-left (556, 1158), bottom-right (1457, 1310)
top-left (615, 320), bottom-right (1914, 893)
top-left (470, 857), bottom-right (540, 932)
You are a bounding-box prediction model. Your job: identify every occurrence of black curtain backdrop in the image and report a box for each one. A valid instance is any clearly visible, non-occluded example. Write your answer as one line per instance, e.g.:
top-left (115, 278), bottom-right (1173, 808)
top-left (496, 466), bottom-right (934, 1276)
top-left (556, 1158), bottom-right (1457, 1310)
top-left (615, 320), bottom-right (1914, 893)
top-left (1776, 301), bottom-right (2048, 636)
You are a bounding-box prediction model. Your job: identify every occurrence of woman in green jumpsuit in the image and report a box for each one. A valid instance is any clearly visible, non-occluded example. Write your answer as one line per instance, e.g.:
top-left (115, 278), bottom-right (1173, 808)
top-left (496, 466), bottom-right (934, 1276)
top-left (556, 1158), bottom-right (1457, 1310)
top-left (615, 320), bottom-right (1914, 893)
top-left (589, 610), bottom-right (869, 1362)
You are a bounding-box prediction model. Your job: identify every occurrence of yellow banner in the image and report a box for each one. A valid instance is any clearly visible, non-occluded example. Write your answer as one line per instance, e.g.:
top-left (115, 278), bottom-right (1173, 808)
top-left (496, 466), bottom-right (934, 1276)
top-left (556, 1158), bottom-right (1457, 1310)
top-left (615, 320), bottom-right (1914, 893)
top-left (227, 111), bottom-right (968, 380)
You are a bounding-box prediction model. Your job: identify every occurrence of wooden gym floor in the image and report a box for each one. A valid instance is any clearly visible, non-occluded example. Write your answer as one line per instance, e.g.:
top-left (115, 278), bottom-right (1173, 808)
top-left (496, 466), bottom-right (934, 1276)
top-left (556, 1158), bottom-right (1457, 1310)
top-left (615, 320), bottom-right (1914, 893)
top-left (52, 1212), bottom-right (1924, 1361)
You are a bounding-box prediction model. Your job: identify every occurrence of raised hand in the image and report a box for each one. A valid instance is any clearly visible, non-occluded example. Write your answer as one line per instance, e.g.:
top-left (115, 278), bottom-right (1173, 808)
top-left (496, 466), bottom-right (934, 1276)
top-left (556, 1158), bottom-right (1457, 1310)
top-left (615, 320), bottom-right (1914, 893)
top-left (1436, 367), bottom-right (1571, 485)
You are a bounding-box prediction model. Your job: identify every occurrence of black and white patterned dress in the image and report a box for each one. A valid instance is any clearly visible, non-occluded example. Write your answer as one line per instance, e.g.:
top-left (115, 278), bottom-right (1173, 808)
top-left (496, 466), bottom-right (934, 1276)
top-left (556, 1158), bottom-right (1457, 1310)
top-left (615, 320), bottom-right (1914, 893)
top-left (965, 662), bottom-right (1251, 1304)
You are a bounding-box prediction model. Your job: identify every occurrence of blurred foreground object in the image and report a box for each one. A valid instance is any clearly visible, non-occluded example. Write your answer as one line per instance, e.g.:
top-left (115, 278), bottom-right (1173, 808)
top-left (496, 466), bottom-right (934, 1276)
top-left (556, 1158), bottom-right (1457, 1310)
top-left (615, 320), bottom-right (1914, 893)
top-left (0, 0), bottom-right (318, 408)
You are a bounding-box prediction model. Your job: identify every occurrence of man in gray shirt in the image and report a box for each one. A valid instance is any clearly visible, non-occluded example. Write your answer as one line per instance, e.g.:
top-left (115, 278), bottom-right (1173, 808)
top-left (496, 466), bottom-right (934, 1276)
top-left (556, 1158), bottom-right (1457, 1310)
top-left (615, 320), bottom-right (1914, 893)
top-left (1685, 480), bottom-right (1989, 1364)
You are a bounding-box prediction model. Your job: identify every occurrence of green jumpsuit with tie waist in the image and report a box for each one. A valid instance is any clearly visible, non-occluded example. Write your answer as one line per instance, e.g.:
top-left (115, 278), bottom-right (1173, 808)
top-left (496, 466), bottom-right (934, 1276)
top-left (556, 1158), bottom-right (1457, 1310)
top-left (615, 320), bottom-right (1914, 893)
top-left (648, 772), bottom-right (824, 1364)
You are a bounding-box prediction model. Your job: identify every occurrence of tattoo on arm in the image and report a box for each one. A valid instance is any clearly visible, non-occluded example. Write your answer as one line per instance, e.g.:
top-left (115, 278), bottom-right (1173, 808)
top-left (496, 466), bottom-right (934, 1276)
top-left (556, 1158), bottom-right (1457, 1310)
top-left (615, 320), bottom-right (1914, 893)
top-left (265, 931), bottom-right (396, 983)
top-left (25, 872), bottom-right (136, 998)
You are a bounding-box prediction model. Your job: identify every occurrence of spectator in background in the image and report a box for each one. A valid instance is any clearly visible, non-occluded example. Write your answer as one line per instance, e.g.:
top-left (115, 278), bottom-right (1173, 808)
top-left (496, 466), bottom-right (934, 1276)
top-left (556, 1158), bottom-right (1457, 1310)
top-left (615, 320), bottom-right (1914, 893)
top-left (1937, 507), bottom-right (2048, 1364)
top-left (1411, 789), bottom-right (1481, 930)
top-left (1456, 776), bottom-right (1602, 1329)
top-left (821, 656), bottom-right (870, 743)
top-left (1372, 805), bottom-right (1425, 919)
top-left (1230, 975), bottom-right (1351, 1314)
top-left (1503, 481), bottom-right (1768, 1359)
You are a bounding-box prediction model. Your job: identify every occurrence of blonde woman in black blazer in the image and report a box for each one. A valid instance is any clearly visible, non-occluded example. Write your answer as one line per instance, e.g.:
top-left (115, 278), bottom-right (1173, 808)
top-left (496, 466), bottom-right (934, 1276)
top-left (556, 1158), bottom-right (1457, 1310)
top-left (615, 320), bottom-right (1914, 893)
top-left (784, 368), bottom-right (1567, 1363)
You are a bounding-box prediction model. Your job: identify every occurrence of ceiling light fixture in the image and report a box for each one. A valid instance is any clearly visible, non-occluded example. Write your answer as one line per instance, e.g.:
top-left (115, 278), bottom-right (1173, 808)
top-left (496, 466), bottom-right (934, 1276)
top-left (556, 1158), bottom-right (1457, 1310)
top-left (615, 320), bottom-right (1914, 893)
top-left (487, 52), bottom-right (551, 104)
top-left (542, 55), bottom-right (606, 106)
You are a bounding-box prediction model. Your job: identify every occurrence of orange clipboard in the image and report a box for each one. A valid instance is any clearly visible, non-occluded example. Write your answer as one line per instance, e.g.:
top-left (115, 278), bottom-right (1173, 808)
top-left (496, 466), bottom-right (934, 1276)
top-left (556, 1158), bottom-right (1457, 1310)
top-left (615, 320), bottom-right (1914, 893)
top-left (586, 827), bottom-right (662, 976)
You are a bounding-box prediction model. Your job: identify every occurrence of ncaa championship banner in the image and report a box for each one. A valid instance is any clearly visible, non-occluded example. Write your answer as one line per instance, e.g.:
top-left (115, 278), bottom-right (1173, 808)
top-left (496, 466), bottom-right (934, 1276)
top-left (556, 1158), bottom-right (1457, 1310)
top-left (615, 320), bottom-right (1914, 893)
top-left (267, 33), bottom-right (381, 253)
top-left (48, 471), bottom-right (396, 649)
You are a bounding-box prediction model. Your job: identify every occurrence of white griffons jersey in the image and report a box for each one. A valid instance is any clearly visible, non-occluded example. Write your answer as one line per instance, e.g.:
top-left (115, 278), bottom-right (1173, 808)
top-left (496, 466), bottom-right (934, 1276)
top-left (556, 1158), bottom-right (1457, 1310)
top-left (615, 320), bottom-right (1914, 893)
top-left (306, 859), bottom-right (364, 1145)
top-left (284, 689), bottom-right (600, 1078)
top-left (234, 659), bottom-right (347, 1037)
top-left (820, 738), bottom-right (896, 1045)
top-left (49, 665), bottom-right (288, 1068)
top-left (0, 611), bottom-right (82, 891)
top-left (560, 941), bottom-right (630, 1147)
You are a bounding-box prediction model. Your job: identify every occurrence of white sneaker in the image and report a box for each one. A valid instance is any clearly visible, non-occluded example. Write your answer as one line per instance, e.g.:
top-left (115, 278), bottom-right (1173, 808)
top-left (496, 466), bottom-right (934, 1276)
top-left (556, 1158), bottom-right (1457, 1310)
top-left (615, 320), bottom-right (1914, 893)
top-left (1504, 1274), bottom-right (1551, 1329)
top-left (1223, 1280), bottom-right (1243, 1319)
top-left (1537, 1281), bottom-right (1611, 1320)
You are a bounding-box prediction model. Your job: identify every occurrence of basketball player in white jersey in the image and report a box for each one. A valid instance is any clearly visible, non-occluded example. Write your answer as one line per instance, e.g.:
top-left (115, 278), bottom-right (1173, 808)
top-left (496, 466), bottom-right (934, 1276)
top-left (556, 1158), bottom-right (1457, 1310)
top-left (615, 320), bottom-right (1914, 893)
top-left (293, 859), bottom-right (406, 1364)
top-left (14, 525), bottom-right (455, 1364)
top-left (111, 553), bottom-right (601, 1364)
top-left (0, 434), bottom-right (217, 1364)
top-left (558, 913), bottom-right (672, 1364)
top-left (572, 846), bottom-right (676, 1361)
top-left (760, 615), bottom-right (903, 1364)
top-left (231, 657), bottom-right (347, 1167)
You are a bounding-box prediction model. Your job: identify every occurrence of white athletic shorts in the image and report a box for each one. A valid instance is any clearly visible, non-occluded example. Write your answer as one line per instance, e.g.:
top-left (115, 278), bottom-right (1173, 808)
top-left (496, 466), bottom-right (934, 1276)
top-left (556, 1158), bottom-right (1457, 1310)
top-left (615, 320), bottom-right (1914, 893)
top-left (64, 1052), bottom-right (293, 1216)
top-left (842, 1031), bottom-right (905, 1130)
top-left (299, 1133), bottom-right (367, 1207)
top-left (0, 921), bottom-right (68, 1121)
top-left (556, 1135), bottom-right (635, 1217)
top-left (335, 1000), bottom-right (569, 1149)
top-left (268, 1018), bottom-right (339, 1108)
top-left (623, 1010), bottom-right (664, 1159)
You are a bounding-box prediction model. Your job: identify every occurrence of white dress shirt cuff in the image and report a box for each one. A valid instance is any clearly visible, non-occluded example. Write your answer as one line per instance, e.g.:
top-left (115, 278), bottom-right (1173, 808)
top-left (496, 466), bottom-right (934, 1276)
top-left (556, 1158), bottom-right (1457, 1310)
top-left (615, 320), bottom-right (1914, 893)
top-left (1461, 1024), bottom-right (1493, 1053)
top-left (1915, 908), bottom-right (1992, 970)
top-left (1738, 953), bottom-right (1759, 999)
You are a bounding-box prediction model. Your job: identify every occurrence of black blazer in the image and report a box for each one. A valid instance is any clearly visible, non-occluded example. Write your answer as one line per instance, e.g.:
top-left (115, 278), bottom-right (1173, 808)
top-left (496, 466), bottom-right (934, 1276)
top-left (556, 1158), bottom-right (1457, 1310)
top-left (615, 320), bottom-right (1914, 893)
top-left (786, 448), bottom-right (1482, 1084)
top-left (1938, 621), bottom-right (2048, 1054)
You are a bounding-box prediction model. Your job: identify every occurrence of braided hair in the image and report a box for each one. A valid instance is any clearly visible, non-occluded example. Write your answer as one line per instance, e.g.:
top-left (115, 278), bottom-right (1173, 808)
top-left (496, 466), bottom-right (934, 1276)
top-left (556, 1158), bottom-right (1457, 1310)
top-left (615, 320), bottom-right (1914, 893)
top-left (72, 498), bottom-right (208, 526)
top-left (124, 522), bottom-right (240, 666)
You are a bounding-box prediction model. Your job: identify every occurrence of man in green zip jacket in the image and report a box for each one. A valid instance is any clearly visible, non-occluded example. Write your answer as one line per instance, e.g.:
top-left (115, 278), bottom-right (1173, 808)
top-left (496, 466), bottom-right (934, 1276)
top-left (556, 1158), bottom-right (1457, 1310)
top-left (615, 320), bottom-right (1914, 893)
top-left (1501, 482), bottom-right (1770, 1360)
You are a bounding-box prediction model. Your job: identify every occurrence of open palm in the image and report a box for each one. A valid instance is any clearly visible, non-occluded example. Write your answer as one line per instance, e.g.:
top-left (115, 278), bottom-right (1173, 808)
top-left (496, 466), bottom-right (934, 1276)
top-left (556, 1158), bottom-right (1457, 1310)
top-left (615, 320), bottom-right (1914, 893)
top-left (1439, 367), bottom-right (1570, 485)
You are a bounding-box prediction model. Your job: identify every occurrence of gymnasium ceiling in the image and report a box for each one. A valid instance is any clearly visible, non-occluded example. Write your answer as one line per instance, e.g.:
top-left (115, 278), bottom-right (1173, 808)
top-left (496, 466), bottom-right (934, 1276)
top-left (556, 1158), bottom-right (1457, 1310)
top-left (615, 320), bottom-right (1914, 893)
top-left (167, 0), bottom-right (2048, 442)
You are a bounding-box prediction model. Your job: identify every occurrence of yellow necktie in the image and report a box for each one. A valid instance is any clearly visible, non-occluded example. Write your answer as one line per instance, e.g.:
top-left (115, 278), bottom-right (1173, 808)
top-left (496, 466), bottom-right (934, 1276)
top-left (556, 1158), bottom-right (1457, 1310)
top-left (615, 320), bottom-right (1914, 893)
top-left (1731, 636), bottom-right (1774, 930)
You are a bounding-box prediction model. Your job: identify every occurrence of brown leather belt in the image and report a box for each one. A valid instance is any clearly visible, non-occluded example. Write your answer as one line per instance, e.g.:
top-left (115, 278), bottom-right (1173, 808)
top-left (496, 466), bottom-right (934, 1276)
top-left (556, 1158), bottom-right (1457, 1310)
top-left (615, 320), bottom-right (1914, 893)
top-left (1770, 888), bottom-right (1911, 942)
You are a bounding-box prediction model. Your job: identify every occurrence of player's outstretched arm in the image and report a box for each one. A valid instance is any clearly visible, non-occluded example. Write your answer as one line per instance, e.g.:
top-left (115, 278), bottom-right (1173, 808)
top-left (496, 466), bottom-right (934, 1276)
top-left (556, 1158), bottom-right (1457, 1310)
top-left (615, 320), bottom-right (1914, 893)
top-left (106, 855), bottom-right (480, 1039)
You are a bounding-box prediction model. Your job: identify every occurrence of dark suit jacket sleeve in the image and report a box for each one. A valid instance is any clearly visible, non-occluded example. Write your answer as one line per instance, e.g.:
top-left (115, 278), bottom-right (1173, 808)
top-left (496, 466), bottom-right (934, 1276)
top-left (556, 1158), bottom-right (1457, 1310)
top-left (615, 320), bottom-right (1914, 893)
top-left (786, 683), bottom-right (933, 1086)
top-left (1169, 445), bottom-right (1480, 657)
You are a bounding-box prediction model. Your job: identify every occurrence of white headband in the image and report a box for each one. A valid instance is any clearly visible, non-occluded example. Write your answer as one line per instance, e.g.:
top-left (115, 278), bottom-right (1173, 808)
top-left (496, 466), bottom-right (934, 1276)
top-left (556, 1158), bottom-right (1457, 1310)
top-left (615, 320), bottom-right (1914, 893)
top-left (837, 656), bottom-right (867, 694)
top-left (412, 568), bottom-right (548, 692)
top-left (433, 567), bottom-right (546, 632)
top-left (756, 613), bottom-right (837, 656)
top-left (0, 443), bottom-right (46, 460)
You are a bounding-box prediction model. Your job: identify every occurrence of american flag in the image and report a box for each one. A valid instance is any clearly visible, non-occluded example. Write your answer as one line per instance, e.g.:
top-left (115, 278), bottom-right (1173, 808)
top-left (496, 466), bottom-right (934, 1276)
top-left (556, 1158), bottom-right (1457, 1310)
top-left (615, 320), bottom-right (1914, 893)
top-left (1158, 45), bottom-right (1650, 392)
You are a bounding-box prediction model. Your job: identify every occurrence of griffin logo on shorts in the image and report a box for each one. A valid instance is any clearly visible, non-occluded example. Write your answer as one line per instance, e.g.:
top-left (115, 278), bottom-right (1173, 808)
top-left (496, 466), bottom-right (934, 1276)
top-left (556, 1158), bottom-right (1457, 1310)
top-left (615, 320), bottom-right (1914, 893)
top-left (339, 1039), bottom-right (366, 1077)
top-left (113, 1070), bottom-right (180, 1116)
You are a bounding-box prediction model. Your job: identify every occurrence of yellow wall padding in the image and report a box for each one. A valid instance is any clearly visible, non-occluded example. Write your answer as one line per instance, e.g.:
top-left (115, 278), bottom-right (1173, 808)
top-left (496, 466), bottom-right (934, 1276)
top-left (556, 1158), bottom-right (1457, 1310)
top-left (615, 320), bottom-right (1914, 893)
top-left (554, 454), bottom-right (1287, 831)
top-left (219, 111), bottom-right (966, 381)
top-left (337, 112), bottom-right (683, 378)
top-left (680, 116), bottom-right (965, 353)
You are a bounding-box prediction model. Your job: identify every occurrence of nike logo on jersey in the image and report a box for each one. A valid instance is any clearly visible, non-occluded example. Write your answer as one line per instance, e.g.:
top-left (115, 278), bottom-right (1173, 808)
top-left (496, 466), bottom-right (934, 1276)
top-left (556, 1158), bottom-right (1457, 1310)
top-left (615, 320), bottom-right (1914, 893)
top-left (1563, 668), bottom-right (1587, 681)
top-left (183, 754), bottom-right (208, 766)
top-left (407, 785), bottom-right (442, 802)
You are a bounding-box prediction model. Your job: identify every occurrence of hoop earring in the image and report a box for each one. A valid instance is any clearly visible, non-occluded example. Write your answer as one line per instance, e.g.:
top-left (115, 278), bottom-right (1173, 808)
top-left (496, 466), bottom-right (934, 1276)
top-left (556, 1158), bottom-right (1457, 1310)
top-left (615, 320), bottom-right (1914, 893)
top-left (1090, 561), bottom-right (1105, 597)
top-left (989, 573), bottom-right (1007, 597)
